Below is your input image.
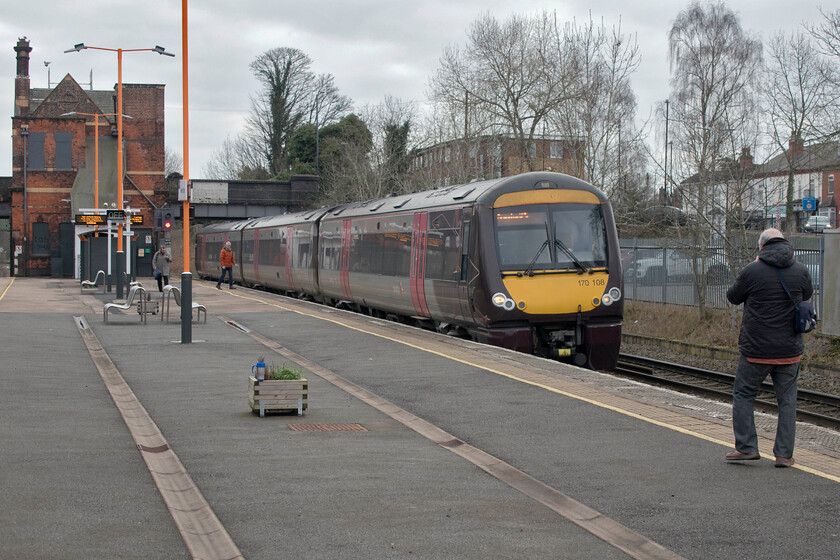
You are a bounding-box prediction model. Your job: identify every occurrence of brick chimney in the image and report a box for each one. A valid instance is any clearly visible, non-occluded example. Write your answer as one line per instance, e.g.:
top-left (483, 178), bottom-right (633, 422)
top-left (14, 37), bottom-right (31, 118)
top-left (788, 134), bottom-right (804, 158)
top-left (738, 147), bottom-right (754, 169)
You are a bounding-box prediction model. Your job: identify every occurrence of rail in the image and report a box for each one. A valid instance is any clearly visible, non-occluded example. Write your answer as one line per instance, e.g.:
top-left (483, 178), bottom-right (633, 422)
top-left (616, 354), bottom-right (840, 430)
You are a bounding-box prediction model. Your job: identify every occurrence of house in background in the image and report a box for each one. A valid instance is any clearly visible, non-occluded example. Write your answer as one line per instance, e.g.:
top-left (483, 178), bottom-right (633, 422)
top-left (677, 139), bottom-right (839, 232)
top-left (752, 137), bottom-right (839, 231)
top-left (10, 37), bottom-right (167, 278)
top-left (411, 134), bottom-right (585, 188)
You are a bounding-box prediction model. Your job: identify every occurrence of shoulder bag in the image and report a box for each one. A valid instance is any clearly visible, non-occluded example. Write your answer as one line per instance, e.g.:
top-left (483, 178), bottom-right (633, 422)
top-left (774, 268), bottom-right (817, 333)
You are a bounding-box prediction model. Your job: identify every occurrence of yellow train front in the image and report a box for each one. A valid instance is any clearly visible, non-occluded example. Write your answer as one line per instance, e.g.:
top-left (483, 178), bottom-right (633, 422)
top-left (467, 173), bottom-right (623, 370)
top-left (195, 172), bottom-right (623, 370)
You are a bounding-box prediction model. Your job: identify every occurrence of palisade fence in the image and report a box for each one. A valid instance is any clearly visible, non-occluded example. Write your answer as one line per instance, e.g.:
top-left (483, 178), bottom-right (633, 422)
top-left (619, 235), bottom-right (824, 317)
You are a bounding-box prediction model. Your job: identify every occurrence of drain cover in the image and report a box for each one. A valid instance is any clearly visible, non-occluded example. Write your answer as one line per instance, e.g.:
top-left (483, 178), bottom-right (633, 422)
top-left (289, 423), bottom-right (367, 432)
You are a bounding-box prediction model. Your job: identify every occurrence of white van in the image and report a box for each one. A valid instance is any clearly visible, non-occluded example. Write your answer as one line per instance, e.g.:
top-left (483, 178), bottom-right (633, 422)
top-left (804, 215), bottom-right (831, 233)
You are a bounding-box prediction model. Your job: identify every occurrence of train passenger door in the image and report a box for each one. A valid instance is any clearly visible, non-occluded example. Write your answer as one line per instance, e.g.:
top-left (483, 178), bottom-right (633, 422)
top-left (252, 229), bottom-right (262, 286)
top-left (458, 217), bottom-right (475, 323)
top-left (339, 219), bottom-right (353, 300)
top-left (285, 226), bottom-right (295, 290)
top-left (411, 212), bottom-right (431, 317)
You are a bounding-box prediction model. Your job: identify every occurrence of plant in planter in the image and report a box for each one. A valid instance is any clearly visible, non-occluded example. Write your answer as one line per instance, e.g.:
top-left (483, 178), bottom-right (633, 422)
top-left (265, 362), bottom-right (302, 380)
top-left (248, 361), bottom-right (308, 417)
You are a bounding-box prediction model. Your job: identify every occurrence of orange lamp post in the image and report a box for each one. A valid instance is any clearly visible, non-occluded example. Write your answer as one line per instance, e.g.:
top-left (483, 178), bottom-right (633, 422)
top-left (65, 43), bottom-right (174, 297)
top-left (180, 0), bottom-right (193, 343)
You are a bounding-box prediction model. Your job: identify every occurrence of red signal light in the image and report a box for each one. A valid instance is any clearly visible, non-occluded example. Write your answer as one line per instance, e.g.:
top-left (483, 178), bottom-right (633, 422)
top-left (164, 213), bottom-right (172, 230)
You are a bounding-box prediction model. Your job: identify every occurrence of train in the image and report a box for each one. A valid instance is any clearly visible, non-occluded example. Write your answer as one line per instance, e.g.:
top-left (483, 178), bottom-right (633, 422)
top-left (195, 172), bottom-right (624, 370)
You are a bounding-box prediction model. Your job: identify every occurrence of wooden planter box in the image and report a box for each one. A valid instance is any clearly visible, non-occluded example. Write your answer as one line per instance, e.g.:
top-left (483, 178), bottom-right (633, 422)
top-left (248, 377), bottom-right (308, 417)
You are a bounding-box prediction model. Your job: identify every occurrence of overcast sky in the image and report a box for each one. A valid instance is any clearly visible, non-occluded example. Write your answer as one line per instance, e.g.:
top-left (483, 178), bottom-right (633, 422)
top-left (0, 1), bottom-right (832, 179)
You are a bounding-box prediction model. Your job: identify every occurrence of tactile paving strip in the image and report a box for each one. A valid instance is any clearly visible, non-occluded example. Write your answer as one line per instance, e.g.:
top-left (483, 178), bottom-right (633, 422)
top-left (289, 423), bottom-right (367, 432)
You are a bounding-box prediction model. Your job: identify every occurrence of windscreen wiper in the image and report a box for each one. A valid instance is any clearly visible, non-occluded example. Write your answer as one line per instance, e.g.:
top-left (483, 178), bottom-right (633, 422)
top-left (553, 228), bottom-right (590, 274)
top-left (522, 238), bottom-right (549, 277)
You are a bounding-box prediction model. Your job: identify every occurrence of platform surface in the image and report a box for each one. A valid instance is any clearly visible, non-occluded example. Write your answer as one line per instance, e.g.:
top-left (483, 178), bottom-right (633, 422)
top-left (1, 277), bottom-right (838, 560)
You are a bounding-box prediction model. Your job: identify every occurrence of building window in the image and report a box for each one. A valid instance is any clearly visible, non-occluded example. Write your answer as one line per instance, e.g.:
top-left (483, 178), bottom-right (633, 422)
top-left (829, 174), bottom-right (835, 195)
top-left (27, 131), bottom-right (46, 170)
top-left (54, 132), bottom-right (73, 170)
top-left (550, 142), bottom-right (563, 159)
top-left (528, 142), bottom-right (536, 158)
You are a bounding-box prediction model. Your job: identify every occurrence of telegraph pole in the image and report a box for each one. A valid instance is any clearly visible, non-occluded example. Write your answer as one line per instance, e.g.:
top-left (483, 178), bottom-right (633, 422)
top-left (663, 99), bottom-right (669, 205)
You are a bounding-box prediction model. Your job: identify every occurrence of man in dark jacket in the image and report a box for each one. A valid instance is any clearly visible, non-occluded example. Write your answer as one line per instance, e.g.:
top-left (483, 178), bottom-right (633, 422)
top-left (725, 228), bottom-right (813, 468)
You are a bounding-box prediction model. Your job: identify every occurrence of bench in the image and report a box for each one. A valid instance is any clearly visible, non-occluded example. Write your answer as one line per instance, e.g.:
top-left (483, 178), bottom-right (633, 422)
top-left (161, 285), bottom-right (207, 323)
top-left (80, 270), bottom-right (106, 293)
top-left (104, 285), bottom-right (148, 324)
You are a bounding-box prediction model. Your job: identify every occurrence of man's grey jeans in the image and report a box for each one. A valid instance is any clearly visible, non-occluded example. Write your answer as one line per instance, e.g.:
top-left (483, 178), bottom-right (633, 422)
top-left (732, 355), bottom-right (799, 459)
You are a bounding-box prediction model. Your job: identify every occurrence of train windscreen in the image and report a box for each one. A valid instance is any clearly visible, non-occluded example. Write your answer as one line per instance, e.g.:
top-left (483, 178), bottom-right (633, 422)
top-left (494, 203), bottom-right (608, 273)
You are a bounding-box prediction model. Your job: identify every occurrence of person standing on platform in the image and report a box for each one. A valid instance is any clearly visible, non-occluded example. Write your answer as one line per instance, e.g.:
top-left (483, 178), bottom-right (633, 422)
top-left (151, 246), bottom-right (171, 293)
top-left (725, 228), bottom-right (813, 468)
top-left (217, 241), bottom-right (236, 290)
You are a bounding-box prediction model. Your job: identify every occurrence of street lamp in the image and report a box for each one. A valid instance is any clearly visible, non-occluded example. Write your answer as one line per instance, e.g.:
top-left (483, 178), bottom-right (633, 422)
top-left (663, 99), bottom-right (669, 206)
top-left (65, 42), bottom-right (174, 298)
top-left (181, 0), bottom-right (193, 343)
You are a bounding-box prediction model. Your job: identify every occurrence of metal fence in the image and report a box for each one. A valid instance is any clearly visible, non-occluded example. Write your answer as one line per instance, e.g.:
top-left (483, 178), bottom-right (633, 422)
top-left (619, 235), bottom-right (824, 316)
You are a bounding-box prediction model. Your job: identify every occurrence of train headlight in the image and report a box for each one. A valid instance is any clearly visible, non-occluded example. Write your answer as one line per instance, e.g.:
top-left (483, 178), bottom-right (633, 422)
top-left (601, 287), bottom-right (622, 306)
top-left (492, 292), bottom-right (516, 311)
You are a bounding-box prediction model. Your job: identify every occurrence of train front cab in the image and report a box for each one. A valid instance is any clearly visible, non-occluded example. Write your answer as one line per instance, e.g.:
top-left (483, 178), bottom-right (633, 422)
top-left (472, 174), bottom-right (623, 370)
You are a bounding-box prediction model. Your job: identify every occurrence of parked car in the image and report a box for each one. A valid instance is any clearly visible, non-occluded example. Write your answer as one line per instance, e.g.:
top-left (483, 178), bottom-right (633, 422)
top-left (626, 249), bottom-right (731, 285)
top-left (804, 215), bottom-right (831, 233)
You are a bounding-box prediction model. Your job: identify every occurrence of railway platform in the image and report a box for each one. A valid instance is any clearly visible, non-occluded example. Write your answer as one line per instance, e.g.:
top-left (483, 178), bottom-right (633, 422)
top-left (1, 276), bottom-right (838, 560)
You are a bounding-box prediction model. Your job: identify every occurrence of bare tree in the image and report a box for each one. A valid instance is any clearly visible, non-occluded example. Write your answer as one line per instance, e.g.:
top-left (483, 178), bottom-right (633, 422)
top-left (764, 30), bottom-right (839, 232)
top-left (247, 48), bottom-right (351, 176)
top-left (808, 8), bottom-right (840, 138)
top-left (668, 1), bottom-right (762, 316)
top-left (202, 133), bottom-right (270, 181)
top-left (164, 147), bottom-right (183, 177)
top-left (809, 8), bottom-right (840, 65)
top-left (550, 15), bottom-right (642, 197)
top-left (430, 11), bottom-right (580, 175)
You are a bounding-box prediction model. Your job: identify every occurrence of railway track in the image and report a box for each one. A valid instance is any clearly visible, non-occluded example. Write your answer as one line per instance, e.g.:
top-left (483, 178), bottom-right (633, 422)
top-left (616, 354), bottom-right (840, 430)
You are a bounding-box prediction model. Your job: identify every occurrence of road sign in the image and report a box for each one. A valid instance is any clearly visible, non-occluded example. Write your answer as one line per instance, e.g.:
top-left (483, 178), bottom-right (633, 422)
top-left (802, 197), bottom-right (816, 211)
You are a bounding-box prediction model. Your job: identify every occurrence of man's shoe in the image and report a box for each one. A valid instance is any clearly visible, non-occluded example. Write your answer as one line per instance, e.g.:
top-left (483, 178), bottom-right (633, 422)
top-left (725, 450), bottom-right (760, 461)
top-left (774, 457), bottom-right (795, 468)
top-left (216, 285), bottom-right (221, 290)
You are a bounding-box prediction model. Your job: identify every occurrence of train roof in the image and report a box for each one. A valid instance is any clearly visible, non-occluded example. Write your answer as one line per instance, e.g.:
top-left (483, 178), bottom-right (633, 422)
top-left (197, 172), bottom-right (608, 233)
top-left (321, 172), bottom-right (607, 220)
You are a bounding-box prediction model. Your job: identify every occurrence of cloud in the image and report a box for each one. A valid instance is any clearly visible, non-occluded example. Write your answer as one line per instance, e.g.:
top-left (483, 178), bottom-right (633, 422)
top-left (0, 0), bottom-right (831, 178)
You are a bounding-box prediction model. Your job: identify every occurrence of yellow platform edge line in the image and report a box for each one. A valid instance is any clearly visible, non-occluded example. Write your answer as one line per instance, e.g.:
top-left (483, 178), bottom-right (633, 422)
top-left (222, 287), bottom-right (840, 484)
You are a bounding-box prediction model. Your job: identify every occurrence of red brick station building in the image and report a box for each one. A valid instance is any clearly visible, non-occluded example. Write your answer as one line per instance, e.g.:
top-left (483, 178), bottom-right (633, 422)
top-left (5, 38), bottom-right (318, 280)
top-left (9, 37), bottom-right (168, 278)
